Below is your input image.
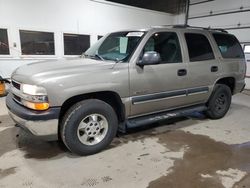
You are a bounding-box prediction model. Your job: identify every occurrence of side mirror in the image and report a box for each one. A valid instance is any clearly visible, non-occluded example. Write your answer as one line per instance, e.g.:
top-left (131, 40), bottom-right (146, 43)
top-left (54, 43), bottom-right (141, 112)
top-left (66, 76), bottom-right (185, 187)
top-left (137, 51), bottom-right (161, 66)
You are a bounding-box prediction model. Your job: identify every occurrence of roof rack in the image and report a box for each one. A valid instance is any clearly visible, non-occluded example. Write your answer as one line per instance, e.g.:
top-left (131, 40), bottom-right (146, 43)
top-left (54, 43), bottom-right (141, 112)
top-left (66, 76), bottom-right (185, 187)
top-left (174, 24), bottom-right (228, 33)
top-left (153, 24), bottom-right (228, 33)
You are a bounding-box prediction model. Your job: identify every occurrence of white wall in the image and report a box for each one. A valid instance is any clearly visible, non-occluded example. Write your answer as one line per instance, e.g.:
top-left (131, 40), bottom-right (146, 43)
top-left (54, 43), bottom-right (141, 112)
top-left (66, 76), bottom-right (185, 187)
top-left (0, 0), bottom-right (175, 78)
top-left (173, 13), bottom-right (186, 25)
top-left (188, 0), bottom-right (250, 89)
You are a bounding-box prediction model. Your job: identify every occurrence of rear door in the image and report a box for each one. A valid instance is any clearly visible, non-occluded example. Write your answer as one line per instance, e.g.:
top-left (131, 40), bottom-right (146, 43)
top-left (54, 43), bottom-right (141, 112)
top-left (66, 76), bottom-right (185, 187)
top-left (180, 30), bottom-right (221, 104)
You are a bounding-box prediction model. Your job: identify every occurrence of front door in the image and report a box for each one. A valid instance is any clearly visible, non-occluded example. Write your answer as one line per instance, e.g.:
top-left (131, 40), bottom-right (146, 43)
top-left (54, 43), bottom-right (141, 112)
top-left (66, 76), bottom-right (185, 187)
top-left (129, 31), bottom-right (189, 117)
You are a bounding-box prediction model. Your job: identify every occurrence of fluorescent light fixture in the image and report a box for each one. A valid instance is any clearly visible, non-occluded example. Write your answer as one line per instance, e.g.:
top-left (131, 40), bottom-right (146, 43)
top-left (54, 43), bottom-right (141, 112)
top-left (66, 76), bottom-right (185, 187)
top-left (244, 45), bottom-right (250, 53)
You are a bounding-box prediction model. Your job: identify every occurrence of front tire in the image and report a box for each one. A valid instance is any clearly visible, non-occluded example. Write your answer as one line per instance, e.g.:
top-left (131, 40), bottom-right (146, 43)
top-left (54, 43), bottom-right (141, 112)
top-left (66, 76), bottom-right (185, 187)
top-left (61, 99), bottom-right (118, 155)
top-left (206, 84), bottom-right (232, 119)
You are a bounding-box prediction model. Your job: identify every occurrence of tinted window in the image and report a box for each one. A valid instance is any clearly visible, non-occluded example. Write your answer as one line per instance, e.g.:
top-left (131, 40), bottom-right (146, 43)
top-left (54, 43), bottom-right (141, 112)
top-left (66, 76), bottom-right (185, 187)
top-left (143, 32), bottom-right (182, 63)
top-left (98, 35), bottom-right (103, 40)
top-left (213, 33), bottom-right (244, 58)
top-left (64, 34), bottom-right (90, 55)
top-left (20, 30), bottom-right (55, 55)
top-left (185, 33), bottom-right (215, 62)
top-left (0, 29), bottom-right (10, 55)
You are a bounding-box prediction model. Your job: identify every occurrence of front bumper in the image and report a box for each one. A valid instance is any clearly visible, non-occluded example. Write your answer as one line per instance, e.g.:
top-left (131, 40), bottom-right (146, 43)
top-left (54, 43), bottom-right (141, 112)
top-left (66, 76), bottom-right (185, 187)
top-left (6, 94), bottom-right (60, 140)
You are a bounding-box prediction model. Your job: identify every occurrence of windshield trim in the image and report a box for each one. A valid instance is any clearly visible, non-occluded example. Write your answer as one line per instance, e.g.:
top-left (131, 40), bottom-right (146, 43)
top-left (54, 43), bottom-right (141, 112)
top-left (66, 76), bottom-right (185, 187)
top-left (123, 31), bottom-right (147, 63)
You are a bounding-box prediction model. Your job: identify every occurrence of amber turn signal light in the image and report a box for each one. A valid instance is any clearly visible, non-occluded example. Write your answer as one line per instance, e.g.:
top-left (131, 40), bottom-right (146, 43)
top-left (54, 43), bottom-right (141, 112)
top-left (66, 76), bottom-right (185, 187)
top-left (22, 100), bottom-right (50, 111)
top-left (0, 82), bottom-right (5, 96)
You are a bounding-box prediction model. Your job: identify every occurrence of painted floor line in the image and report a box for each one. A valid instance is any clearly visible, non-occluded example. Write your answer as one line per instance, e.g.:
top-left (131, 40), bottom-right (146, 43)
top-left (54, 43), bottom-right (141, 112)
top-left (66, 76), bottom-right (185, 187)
top-left (0, 126), bottom-right (13, 132)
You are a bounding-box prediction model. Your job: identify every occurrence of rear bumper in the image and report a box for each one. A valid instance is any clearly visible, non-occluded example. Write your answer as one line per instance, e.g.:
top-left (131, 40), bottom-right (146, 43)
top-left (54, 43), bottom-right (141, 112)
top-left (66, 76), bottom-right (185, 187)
top-left (241, 84), bottom-right (246, 92)
top-left (6, 94), bottom-right (60, 140)
top-left (234, 80), bottom-right (246, 94)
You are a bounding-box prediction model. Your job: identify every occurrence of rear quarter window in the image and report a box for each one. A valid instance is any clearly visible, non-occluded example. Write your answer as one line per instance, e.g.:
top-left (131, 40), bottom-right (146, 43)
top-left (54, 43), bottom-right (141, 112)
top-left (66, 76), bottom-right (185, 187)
top-left (213, 33), bottom-right (244, 59)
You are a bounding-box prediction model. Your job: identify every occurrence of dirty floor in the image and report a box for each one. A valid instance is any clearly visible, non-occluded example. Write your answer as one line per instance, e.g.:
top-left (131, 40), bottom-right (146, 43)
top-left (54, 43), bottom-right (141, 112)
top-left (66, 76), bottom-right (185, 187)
top-left (0, 92), bottom-right (250, 188)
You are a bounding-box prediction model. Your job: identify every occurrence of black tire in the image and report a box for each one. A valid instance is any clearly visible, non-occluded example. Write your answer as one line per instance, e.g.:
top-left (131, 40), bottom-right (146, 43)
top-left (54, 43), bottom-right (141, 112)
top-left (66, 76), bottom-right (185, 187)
top-left (61, 99), bottom-right (118, 155)
top-left (206, 84), bottom-right (232, 119)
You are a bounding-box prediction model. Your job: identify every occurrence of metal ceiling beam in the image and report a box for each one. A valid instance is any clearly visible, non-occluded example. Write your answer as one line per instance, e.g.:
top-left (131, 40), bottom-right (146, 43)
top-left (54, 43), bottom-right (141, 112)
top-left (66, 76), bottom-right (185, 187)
top-left (185, 0), bottom-right (190, 25)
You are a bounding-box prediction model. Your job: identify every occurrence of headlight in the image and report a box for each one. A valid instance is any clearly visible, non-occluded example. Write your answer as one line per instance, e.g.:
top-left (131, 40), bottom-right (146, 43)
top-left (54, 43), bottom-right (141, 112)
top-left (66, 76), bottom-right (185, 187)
top-left (20, 84), bottom-right (49, 111)
top-left (21, 84), bottom-right (47, 95)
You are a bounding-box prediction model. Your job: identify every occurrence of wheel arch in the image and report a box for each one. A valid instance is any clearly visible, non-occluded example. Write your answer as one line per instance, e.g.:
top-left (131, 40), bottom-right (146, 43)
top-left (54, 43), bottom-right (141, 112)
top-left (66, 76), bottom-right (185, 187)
top-left (59, 91), bottom-right (126, 126)
top-left (214, 77), bottom-right (235, 94)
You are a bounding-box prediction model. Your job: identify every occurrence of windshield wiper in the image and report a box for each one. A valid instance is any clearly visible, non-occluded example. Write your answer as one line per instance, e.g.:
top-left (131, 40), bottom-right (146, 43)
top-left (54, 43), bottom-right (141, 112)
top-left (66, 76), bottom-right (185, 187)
top-left (111, 58), bottom-right (124, 69)
top-left (95, 54), bottom-right (104, 61)
top-left (82, 54), bottom-right (104, 61)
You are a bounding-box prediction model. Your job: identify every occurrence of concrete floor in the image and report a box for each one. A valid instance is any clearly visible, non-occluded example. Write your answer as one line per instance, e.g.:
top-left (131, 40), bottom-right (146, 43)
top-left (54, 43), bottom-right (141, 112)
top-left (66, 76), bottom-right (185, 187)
top-left (0, 92), bottom-right (250, 188)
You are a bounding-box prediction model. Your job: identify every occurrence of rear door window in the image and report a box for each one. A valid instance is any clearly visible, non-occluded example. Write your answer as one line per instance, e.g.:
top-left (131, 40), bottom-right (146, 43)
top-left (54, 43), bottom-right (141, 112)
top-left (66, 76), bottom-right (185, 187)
top-left (213, 33), bottom-right (244, 59)
top-left (185, 33), bottom-right (215, 62)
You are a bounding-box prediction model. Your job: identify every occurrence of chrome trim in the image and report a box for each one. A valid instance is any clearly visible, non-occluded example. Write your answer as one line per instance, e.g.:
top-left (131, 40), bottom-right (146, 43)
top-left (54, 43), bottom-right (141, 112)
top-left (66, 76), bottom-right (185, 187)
top-left (133, 94), bottom-right (187, 105)
top-left (13, 95), bottom-right (23, 106)
top-left (11, 79), bottom-right (21, 84)
top-left (10, 85), bottom-right (29, 101)
top-left (132, 86), bottom-right (209, 105)
top-left (11, 79), bottom-right (21, 90)
top-left (132, 88), bottom-right (187, 98)
top-left (188, 90), bottom-right (209, 96)
top-left (132, 89), bottom-right (187, 105)
top-left (10, 84), bottom-right (48, 103)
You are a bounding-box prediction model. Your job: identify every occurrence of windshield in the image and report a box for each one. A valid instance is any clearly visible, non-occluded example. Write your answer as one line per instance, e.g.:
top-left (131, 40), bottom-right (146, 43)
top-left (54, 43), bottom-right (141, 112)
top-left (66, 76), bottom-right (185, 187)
top-left (84, 31), bottom-right (145, 62)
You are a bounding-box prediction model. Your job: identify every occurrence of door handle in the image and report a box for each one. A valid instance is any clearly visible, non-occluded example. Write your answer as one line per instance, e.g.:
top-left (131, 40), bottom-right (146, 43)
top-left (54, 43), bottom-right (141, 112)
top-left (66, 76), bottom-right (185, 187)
top-left (211, 66), bottom-right (218, 72)
top-left (177, 69), bottom-right (187, 76)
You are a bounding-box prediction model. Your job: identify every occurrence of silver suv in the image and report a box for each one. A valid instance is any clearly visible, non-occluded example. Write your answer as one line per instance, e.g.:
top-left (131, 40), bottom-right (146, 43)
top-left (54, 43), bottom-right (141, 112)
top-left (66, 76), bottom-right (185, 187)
top-left (5, 25), bottom-right (246, 155)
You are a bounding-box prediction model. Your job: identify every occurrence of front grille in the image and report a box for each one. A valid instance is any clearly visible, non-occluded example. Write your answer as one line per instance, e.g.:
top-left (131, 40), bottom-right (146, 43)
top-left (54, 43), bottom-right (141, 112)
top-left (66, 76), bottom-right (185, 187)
top-left (13, 93), bottom-right (21, 103)
top-left (12, 80), bottom-right (21, 90)
top-left (11, 80), bottom-right (23, 105)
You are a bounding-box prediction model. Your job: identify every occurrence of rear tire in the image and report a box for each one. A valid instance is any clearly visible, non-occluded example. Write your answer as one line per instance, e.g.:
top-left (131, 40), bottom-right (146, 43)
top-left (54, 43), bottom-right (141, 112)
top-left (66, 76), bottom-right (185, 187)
top-left (61, 99), bottom-right (118, 155)
top-left (206, 84), bottom-right (232, 119)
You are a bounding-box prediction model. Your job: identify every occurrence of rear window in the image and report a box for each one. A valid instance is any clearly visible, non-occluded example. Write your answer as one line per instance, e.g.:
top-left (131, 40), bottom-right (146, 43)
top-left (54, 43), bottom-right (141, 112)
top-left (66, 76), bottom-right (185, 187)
top-left (185, 33), bottom-right (215, 62)
top-left (213, 33), bottom-right (244, 59)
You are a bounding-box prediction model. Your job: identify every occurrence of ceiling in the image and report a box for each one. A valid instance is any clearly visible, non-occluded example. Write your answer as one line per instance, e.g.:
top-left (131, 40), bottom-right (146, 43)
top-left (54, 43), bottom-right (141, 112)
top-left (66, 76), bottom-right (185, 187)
top-left (106, 0), bottom-right (187, 14)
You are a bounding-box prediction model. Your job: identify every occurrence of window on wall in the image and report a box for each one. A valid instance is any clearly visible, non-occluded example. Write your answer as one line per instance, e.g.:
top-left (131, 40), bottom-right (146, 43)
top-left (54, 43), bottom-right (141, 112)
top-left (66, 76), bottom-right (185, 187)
top-left (0, 29), bottom-right (10, 55)
top-left (213, 33), bottom-right (244, 59)
top-left (185, 33), bottom-right (215, 62)
top-left (64, 34), bottom-right (90, 55)
top-left (244, 45), bottom-right (250, 54)
top-left (142, 32), bottom-right (182, 63)
top-left (20, 30), bottom-right (55, 55)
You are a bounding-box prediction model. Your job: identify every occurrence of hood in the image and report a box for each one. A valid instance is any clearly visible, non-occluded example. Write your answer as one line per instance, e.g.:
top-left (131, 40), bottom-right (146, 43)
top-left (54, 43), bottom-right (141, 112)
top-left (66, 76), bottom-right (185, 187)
top-left (12, 58), bottom-right (115, 83)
